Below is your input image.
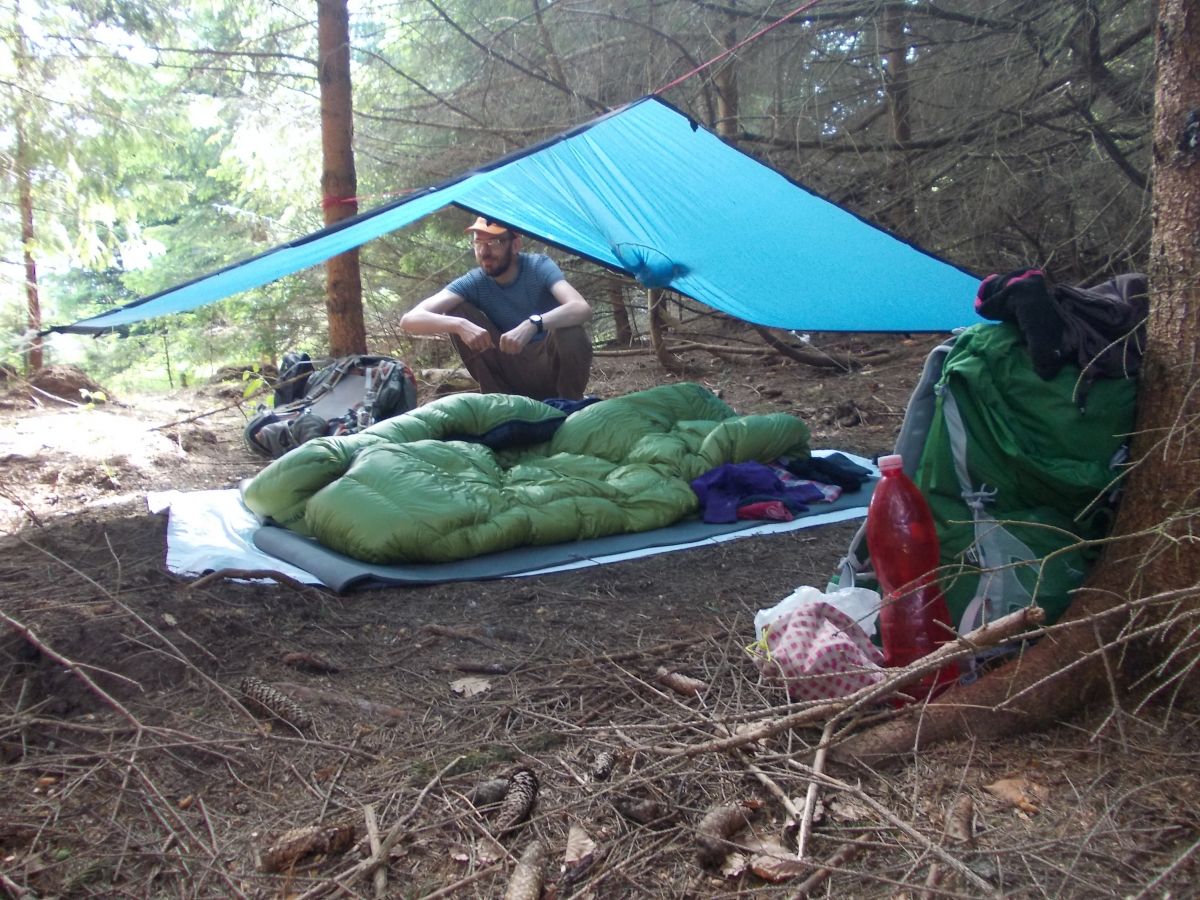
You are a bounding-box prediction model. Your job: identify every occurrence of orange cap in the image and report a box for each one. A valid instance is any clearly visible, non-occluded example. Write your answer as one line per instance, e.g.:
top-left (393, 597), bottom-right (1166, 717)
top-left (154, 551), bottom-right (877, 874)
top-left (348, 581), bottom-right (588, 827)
top-left (464, 216), bottom-right (511, 236)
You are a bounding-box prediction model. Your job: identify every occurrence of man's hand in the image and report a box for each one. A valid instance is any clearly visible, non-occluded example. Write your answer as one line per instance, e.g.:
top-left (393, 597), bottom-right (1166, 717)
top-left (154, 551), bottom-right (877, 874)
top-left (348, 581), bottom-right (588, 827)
top-left (498, 319), bottom-right (537, 354)
top-left (456, 319), bottom-right (494, 352)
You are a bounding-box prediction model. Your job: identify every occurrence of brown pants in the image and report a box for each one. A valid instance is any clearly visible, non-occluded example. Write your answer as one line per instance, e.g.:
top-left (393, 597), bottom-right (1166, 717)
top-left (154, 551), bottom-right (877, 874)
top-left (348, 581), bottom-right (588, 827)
top-left (450, 302), bottom-right (593, 400)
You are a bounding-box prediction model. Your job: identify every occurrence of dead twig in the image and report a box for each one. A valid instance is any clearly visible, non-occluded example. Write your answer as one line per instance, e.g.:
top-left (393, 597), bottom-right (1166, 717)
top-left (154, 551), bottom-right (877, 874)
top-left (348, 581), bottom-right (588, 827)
top-left (294, 755), bottom-right (464, 899)
top-left (1, 611), bottom-right (144, 730)
top-left (643, 606), bottom-right (1046, 758)
top-left (276, 682), bottom-right (409, 721)
top-left (786, 841), bottom-right (866, 899)
top-left (363, 804), bottom-right (387, 899)
top-left (797, 720), bottom-right (833, 860)
top-left (786, 764), bottom-right (999, 897)
top-left (188, 568), bottom-right (314, 591)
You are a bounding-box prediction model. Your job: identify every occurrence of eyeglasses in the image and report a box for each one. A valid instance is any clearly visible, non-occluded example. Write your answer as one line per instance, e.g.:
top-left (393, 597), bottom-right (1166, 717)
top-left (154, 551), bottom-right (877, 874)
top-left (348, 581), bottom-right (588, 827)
top-left (468, 236), bottom-right (510, 251)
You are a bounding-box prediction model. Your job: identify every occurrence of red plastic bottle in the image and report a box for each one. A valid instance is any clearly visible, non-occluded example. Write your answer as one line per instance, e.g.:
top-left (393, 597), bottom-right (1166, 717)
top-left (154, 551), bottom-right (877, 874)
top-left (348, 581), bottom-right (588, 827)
top-left (866, 454), bottom-right (959, 700)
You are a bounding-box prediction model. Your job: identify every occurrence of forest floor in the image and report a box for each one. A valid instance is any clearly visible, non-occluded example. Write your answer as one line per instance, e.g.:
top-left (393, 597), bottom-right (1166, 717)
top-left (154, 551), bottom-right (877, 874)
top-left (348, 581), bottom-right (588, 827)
top-left (1, 320), bottom-right (1197, 899)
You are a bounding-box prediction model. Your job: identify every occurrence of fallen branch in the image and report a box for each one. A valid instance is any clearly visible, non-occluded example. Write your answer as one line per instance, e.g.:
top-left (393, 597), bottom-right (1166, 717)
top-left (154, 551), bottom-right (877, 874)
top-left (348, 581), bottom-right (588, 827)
top-left (294, 755), bottom-right (464, 899)
top-left (754, 326), bottom-right (890, 370)
top-left (786, 764), bottom-right (999, 897)
top-left (276, 682), bottom-right (409, 721)
top-left (797, 720), bottom-right (833, 860)
top-left (188, 568), bottom-right (314, 591)
top-left (364, 805), bottom-right (386, 899)
top-left (2, 611), bottom-right (144, 730)
top-left (642, 605), bottom-right (1046, 758)
top-left (786, 841), bottom-right (865, 899)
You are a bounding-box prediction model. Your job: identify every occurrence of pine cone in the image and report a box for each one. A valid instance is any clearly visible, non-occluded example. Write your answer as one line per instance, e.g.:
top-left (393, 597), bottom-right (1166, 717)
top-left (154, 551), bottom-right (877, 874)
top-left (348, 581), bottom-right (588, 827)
top-left (695, 801), bottom-right (758, 868)
top-left (589, 750), bottom-right (615, 782)
top-left (468, 777), bottom-right (513, 808)
top-left (260, 822), bottom-right (356, 872)
top-left (495, 768), bottom-right (539, 834)
top-left (612, 795), bottom-right (672, 826)
top-left (502, 839), bottom-right (546, 900)
top-left (239, 677), bottom-right (312, 730)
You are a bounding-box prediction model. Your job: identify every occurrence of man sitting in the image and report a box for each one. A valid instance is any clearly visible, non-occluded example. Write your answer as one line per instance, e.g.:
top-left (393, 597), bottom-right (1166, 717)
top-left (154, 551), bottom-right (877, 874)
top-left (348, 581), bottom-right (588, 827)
top-left (400, 216), bottom-right (593, 400)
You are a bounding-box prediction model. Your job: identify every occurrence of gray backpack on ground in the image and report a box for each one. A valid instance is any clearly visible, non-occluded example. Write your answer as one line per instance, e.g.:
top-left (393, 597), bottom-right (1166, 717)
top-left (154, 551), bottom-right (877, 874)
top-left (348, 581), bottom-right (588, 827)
top-left (244, 355), bottom-right (418, 458)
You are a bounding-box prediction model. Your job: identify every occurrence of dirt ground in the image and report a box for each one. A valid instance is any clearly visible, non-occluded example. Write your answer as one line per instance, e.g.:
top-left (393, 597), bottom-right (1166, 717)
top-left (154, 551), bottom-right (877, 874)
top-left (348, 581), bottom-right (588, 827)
top-left (1, 326), bottom-right (1197, 899)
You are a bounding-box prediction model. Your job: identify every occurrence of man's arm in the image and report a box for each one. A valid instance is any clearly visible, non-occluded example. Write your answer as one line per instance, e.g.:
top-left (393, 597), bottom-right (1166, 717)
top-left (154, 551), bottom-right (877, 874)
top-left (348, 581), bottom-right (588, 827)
top-left (399, 289), bottom-right (492, 351)
top-left (544, 279), bottom-right (593, 329)
top-left (497, 279), bottom-right (593, 353)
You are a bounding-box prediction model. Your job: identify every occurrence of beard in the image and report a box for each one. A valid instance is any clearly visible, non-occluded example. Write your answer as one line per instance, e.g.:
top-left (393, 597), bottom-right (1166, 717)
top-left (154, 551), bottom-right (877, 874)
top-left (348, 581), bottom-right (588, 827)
top-left (478, 244), bottom-right (517, 279)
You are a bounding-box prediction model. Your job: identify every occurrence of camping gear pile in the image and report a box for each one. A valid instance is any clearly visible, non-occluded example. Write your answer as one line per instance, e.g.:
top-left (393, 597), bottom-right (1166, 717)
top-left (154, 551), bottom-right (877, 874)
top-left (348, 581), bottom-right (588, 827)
top-left (243, 354), bottom-right (418, 458)
top-left (242, 383), bottom-right (811, 565)
top-left (838, 274), bottom-right (1145, 637)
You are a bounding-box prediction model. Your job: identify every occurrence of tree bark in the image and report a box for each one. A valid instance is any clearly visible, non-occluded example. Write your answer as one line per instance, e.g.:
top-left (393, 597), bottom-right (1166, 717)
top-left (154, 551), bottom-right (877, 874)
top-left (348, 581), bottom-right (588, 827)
top-left (881, 2), bottom-right (915, 235)
top-left (609, 281), bottom-right (634, 346)
top-left (14, 16), bottom-right (42, 374)
top-left (833, 0), bottom-right (1200, 764)
top-left (318, 0), bottom-right (367, 357)
top-left (713, 7), bottom-right (738, 139)
top-left (647, 289), bottom-right (685, 374)
top-left (17, 114), bottom-right (42, 374)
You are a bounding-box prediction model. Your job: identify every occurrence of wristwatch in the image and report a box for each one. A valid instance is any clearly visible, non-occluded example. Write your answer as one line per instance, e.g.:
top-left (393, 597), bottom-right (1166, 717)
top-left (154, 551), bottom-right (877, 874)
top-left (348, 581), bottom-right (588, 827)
top-left (529, 314), bottom-right (544, 334)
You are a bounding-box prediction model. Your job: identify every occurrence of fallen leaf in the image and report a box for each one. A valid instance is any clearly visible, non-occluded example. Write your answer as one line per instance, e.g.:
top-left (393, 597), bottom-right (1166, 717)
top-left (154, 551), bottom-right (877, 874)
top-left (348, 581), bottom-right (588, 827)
top-left (281, 651), bottom-right (339, 674)
top-left (450, 676), bottom-right (492, 698)
top-left (984, 777), bottom-right (1045, 814)
top-left (564, 824), bottom-right (596, 867)
top-left (476, 833), bottom-right (505, 866)
top-left (827, 796), bottom-right (872, 822)
top-left (745, 838), bottom-right (808, 883)
top-left (720, 850), bottom-right (749, 878)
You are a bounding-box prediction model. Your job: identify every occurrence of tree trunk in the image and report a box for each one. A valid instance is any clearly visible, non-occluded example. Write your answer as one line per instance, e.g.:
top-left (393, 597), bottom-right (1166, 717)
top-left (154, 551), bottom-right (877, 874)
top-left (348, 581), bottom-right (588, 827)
top-left (15, 24), bottom-right (42, 374)
top-left (713, 9), bottom-right (738, 139)
top-left (881, 2), bottom-right (914, 235)
top-left (609, 281), bottom-right (634, 346)
top-left (318, 0), bottom-right (367, 357)
top-left (833, 0), bottom-right (1200, 763)
top-left (647, 289), bottom-right (684, 374)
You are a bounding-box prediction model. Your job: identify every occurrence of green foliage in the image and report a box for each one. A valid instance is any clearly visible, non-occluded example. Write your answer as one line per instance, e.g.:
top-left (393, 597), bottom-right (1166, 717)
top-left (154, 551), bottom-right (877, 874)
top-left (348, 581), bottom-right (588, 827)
top-left (241, 364), bottom-right (269, 400)
top-left (3, 0), bottom-right (1158, 388)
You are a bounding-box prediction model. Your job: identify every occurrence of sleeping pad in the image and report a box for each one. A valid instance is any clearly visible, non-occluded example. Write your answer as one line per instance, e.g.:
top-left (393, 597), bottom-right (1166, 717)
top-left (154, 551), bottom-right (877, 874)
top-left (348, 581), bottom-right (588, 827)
top-left (241, 382), bottom-right (811, 564)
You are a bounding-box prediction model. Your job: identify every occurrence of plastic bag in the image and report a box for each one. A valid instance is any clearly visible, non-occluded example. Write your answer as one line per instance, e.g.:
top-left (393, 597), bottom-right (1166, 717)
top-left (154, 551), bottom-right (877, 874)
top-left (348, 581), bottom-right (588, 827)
top-left (749, 586), bottom-right (886, 701)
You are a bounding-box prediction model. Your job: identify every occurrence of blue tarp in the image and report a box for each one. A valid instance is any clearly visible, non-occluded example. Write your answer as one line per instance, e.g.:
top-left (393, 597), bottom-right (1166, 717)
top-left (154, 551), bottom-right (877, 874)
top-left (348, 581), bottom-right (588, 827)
top-left (48, 96), bottom-right (983, 336)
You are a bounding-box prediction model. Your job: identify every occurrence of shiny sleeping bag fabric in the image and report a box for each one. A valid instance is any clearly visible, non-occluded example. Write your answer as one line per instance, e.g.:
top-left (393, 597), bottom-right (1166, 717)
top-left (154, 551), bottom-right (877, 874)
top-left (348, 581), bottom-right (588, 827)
top-left (241, 383), bottom-right (810, 565)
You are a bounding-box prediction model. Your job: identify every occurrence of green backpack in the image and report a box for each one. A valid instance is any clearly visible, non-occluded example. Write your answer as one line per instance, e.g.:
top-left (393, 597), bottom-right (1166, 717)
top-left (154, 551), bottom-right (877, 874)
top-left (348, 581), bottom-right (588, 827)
top-left (838, 322), bottom-right (1137, 633)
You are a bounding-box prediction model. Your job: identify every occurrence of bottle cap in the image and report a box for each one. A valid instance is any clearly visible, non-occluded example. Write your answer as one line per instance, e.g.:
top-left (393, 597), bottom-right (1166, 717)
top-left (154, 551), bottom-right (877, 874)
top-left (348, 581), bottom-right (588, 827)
top-left (877, 454), bottom-right (904, 471)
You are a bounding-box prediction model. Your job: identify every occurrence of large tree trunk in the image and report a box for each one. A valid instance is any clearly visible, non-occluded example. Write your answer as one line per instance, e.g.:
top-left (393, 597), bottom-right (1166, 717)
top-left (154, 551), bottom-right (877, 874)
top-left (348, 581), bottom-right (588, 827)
top-left (608, 281), bottom-right (634, 347)
top-left (17, 114), bottom-right (42, 374)
top-left (834, 0), bottom-right (1200, 763)
top-left (881, 2), bottom-right (915, 235)
top-left (318, 0), bottom-right (367, 357)
top-left (713, 8), bottom-right (738, 139)
top-left (14, 18), bottom-right (42, 375)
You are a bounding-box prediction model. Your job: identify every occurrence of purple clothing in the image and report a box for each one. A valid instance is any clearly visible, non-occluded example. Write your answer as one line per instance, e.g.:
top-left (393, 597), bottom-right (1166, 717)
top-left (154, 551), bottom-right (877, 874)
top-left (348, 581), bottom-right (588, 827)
top-left (691, 462), bottom-right (826, 524)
